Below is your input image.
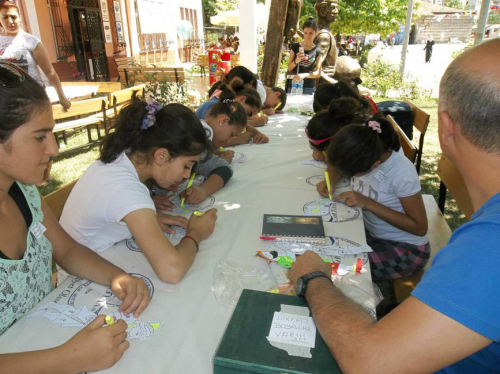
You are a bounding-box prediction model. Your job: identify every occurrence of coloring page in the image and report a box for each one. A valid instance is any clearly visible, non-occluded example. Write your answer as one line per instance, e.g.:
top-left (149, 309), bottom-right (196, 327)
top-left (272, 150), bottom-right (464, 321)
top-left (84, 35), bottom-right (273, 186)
top-left (126, 228), bottom-right (187, 252)
top-left (301, 159), bottom-right (327, 169)
top-left (306, 175), bottom-right (350, 189)
top-left (303, 197), bottom-right (361, 223)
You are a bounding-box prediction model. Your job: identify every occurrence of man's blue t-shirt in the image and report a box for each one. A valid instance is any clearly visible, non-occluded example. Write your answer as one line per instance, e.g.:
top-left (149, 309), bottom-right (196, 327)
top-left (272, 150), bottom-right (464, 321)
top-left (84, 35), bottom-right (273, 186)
top-left (195, 97), bottom-right (218, 120)
top-left (412, 192), bottom-right (500, 373)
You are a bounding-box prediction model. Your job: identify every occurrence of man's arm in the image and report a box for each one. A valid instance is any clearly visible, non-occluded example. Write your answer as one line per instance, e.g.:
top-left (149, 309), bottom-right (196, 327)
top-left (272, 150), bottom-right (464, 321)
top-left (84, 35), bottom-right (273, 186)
top-left (289, 252), bottom-right (492, 373)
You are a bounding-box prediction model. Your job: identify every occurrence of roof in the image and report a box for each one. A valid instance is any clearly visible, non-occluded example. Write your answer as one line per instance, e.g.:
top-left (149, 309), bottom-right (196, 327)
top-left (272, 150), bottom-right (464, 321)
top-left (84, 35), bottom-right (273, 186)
top-left (414, 1), bottom-right (467, 16)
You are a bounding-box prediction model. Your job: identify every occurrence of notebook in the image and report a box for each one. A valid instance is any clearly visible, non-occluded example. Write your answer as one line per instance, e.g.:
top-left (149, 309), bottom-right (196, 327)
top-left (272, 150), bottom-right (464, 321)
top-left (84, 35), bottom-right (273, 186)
top-left (261, 214), bottom-right (326, 244)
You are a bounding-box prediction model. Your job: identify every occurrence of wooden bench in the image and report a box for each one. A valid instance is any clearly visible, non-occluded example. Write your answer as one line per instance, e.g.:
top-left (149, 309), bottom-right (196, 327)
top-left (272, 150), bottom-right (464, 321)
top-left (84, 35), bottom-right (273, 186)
top-left (52, 97), bottom-right (106, 154)
top-left (115, 56), bottom-right (137, 67)
top-left (197, 54), bottom-right (208, 76)
top-left (118, 66), bottom-right (185, 87)
top-left (61, 81), bottom-right (122, 94)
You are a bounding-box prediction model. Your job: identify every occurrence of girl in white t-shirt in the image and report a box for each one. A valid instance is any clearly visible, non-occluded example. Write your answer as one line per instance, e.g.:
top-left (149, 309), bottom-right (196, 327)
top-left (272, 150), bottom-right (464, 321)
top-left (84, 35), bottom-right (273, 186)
top-left (322, 115), bottom-right (430, 281)
top-left (60, 97), bottom-right (218, 284)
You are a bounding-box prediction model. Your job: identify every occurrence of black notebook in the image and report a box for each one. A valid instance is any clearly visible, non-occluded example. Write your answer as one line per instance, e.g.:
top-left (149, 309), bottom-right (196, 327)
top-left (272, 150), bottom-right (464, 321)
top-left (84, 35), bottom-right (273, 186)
top-left (261, 214), bottom-right (326, 244)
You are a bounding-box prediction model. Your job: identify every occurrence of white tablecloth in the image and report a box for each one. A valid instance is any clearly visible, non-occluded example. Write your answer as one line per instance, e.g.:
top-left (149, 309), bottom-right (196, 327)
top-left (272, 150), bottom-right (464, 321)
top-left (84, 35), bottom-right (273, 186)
top-left (0, 97), bottom-right (369, 373)
top-left (46, 85), bottom-right (99, 103)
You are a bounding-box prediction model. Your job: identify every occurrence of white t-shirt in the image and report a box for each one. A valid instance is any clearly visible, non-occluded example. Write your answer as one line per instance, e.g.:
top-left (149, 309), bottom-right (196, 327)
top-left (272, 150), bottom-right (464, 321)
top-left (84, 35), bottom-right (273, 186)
top-left (60, 152), bottom-right (155, 252)
top-left (256, 80), bottom-right (267, 105)
top-left (351, 151), bottom-right (428, 246)
top-left (0, 30), bottom-right (48, 86)
top-left (201, 119), bottom-right (214, 141)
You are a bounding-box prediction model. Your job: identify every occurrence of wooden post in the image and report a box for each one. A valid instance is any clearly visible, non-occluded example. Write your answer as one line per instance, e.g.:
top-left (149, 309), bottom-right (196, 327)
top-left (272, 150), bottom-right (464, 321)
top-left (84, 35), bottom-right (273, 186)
top-left (261, 0), bottom-right (289, 87)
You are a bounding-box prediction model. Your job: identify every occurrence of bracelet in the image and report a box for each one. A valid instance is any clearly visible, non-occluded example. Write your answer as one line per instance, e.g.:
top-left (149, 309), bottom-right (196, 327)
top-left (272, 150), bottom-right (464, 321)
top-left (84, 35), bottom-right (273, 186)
top-left (182, 235), bottom-right (199, 252)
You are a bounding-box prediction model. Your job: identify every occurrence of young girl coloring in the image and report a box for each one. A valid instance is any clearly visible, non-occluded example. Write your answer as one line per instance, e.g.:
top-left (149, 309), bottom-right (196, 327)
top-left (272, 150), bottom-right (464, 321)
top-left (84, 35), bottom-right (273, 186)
top-left (322, 115), bottom-right (430, 281)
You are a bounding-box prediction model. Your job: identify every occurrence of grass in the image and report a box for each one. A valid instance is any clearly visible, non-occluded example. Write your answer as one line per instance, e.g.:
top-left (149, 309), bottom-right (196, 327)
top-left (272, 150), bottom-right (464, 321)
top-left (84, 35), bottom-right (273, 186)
top-left (40, 98), bottom-right (468, 231)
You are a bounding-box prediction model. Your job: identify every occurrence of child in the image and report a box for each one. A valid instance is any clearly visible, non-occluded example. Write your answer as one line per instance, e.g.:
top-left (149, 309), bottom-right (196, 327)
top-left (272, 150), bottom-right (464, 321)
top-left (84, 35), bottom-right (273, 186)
top-left (207, 65), bottom-right (257, 99)
top-left (0, 62), bottom-right (150, 372)
top-left (60, 97), bottom-right (218, 285)
top-left (320, 115), bottom-right (430, 281)
top-left (306, 98), bottom-right (371, 163)
top-left (313, 80), bottom-right (376, 114)
top-left (254, 83), bottom-right (287, 118)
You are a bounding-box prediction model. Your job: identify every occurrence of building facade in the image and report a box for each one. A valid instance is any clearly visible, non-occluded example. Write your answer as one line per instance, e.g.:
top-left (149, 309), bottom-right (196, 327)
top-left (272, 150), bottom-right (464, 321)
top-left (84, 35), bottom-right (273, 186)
top-left (17, 0), bottom-right (204, 81)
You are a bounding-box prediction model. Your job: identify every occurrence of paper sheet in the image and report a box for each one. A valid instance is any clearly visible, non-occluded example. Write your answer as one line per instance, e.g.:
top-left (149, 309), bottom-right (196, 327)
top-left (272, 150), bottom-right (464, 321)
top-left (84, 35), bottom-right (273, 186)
top-left (301, 159), bottom-right (327, 169)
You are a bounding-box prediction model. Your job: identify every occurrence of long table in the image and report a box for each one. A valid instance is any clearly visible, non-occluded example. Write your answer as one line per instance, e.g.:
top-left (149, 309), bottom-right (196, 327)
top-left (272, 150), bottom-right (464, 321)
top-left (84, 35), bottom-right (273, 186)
top-left (0, 96), bottom-right (370, 373)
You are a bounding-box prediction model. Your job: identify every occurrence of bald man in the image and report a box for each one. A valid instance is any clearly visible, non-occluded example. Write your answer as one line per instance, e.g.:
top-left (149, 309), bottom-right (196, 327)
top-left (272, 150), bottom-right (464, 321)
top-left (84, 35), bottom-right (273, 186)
top-left (289, 38), bottom-right (500, 373)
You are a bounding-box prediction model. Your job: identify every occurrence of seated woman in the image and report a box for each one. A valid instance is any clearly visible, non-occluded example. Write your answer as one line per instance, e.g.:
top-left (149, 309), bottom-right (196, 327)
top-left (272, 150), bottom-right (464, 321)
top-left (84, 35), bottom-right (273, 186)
top-left (60, 96), bottom-right (218, 284)
top-left (0, 62), bottom-right (150, 372)
top-left (286, 17), bottom-right (326, 95)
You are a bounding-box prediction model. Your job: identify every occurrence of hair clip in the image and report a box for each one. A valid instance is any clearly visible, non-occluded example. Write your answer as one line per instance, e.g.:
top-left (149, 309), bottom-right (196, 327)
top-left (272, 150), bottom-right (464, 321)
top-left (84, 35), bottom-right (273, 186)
top-left (141, 96), bottom-right (163, 130)
top-left (367, 121), bottom-right (382, 133)
top-left (222, 99), bottom-right (233, 104)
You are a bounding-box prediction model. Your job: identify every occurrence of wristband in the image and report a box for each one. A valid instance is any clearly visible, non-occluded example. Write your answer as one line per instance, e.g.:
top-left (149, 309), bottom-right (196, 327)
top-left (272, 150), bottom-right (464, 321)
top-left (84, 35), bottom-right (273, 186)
top-left (182, 235), bottom-right (199, 252)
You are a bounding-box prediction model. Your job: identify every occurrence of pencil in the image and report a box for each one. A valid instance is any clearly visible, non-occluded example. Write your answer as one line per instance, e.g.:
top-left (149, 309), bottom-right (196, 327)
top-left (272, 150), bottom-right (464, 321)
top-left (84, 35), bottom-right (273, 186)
top-left (325, 171), bottom-right (333, 200)
top-left (180, 173), bottom-right (196, 207)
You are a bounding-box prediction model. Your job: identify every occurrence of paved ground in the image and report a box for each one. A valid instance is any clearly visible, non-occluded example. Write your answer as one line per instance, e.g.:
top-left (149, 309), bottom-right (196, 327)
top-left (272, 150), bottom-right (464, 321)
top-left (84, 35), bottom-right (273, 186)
top-left (376, 43), bottom-right (467, 97)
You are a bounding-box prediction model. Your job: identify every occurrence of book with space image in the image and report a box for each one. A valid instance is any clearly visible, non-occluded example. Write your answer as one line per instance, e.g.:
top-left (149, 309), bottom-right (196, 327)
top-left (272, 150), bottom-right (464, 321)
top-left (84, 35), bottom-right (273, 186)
top-left (261, 214), bottom-right (326, 244)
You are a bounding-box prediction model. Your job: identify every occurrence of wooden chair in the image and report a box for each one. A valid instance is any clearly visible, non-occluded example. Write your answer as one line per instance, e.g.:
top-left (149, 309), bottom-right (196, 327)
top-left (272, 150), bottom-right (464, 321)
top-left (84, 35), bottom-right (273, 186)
top-left (197, 54), bottom-right (208, 76)
top-left (61, 81), bottom-right (122, 94)
top-left (115, 56), bottom-right (137, 67)
top-left (109, 84), bottom-right (145, 118)
top-left (52, 98), bottom-right (107, 154)
top-left (393, 194), bottom-right (452, 302)
top-left (437, 154), bottom-right (474, 220)
top-left (404, 99), bottom-right (430, 174)
top-left (44, 180), bottom-right (77, 221)
top-left (387, 115), bottom-right (418, 163)
top-left (117, 66), bottom-right (185, 87)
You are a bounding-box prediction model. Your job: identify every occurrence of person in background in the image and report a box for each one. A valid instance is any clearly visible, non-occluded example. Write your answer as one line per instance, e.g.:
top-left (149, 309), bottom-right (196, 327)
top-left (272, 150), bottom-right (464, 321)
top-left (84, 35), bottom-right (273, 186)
top-left (289, 39), bottom-right (500, 373)
top-left (286, 17), bottom-right (325, 95)
top-left (424, 36), bottom-right (435, 63)
top-left (0, 62), bottom-right (150, 373)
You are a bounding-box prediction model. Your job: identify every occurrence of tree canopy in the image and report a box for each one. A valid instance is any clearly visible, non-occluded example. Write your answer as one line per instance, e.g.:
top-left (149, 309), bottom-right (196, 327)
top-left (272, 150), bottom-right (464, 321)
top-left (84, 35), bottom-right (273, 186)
top-left (202, 0), bottom-right (264, 26)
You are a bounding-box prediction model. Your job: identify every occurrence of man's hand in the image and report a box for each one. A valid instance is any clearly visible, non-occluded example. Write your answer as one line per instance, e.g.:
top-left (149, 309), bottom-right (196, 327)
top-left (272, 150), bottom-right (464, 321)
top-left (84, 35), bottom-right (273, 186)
top-left (110, 274), bottom-right (151, 317)
top-left (289, 251), bottom-right (332, 293)
top-left (156, 212), bottom-right (189, 234)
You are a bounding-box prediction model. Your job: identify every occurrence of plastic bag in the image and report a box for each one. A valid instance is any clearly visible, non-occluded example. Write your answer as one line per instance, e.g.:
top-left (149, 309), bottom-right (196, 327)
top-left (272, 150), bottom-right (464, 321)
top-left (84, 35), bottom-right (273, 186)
top-left (213, 259), bottom-right (278, 308)
top-left (333, 273), bottom-right (384, 318)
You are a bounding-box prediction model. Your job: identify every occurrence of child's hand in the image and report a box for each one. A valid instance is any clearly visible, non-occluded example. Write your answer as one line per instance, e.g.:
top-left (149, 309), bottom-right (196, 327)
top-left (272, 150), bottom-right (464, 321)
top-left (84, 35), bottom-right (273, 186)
top-left (180, 185), bottom-right (208, 205)
top-left (152, 195), bottom-right (175, 211)
top-left (259, 113), bottom-right (269, 124)
top-left (262, 107), bottom-right (276, 115)
top-left (63, 315), bottom-right (129, 372)
top-left (237, 132), bottom-right (252, 144)
top-left (317, 180), bottom-right (330, 198)
top-left (110, 273), bottom-right (151, 317)
top-left (156, 212), bottom-right (189, 234)
top-left (252, 131), bottom-right (269, 144)
top-left (219, 150), bottom-right (235, 163)
top-left (186, 208), bottom-right (218, 243)
top-left (334, 191), bottom-right (371, 209)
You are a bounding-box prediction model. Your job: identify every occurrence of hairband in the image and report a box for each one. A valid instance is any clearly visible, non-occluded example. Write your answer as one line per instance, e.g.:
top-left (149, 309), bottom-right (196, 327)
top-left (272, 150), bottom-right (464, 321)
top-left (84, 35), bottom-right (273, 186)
top-left (141, 96), bottom-right (163, 130)
top-left (305, 128), bottom-right (333, 146)
top-left (222, 99), bottom-right (233, 104)
top-left (367, 121), bottom-right (382, 133)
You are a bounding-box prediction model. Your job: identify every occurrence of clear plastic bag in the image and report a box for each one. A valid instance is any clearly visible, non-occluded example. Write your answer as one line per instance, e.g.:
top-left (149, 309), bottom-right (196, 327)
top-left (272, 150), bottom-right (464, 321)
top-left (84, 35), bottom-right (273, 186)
top-left (333, 273), bottom-right (384, 315)
top-left (213, 259), bottom-right (278, 308)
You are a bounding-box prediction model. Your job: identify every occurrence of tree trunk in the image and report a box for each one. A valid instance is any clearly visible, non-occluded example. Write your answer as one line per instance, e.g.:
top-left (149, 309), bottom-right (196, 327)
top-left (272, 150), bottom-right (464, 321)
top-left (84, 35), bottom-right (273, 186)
top-left (261, 0), bottom-right (289, 87)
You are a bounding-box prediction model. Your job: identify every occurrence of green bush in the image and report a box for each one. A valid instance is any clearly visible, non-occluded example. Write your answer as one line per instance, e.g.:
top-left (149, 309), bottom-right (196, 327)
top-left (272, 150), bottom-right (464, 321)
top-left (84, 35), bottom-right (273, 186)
top-left (362, 59), bottom-right (430, 99)
top-left (358, 43), bottom-right (375, 68)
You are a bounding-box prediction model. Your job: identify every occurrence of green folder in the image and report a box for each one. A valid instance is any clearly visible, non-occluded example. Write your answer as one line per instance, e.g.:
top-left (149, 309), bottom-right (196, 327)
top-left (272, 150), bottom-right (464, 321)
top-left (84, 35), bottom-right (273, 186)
top-left (214, 289), bottom-right (342, 374)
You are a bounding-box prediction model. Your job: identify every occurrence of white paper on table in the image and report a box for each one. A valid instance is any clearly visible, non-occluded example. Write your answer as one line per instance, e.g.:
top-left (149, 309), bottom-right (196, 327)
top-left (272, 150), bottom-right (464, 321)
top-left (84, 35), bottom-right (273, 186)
top-left (267, 312), bottom-right (317, 348)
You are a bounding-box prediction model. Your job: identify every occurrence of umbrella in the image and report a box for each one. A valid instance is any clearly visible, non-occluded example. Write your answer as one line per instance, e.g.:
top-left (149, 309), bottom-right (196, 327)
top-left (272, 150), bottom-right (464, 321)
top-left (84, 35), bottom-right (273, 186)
top-left (210, 4), bottom-right (269, 28)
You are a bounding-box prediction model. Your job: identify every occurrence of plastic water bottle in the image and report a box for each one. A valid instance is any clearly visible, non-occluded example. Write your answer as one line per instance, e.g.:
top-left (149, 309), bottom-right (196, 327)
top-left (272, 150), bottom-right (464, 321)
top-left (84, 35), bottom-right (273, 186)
top-left (296, 78), bottom-right (304, 95)
top-left (291, 81), bottom-right (298, 95)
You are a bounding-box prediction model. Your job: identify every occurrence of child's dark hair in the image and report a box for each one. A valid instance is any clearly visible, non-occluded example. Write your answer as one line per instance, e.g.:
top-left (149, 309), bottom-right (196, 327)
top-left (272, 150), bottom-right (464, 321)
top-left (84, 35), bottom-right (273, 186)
top-left (327, 114), bottom-right (401, 177)
top-left (307, 98), bottom-right (371, 151)
top-left (271, 87), bottom-right (287, 110)
top-left (313, 80), bottom-right (371, 113)
top-left (303, 16), bottom-right (318, 32)
top-left (208, 66), bottom-right (257, 97)
top-left (206, 84), bottom-right (248, 128)
top-left (0, 63), bottom-right (50, 143)
top-left (235, 88), bottom-right (262, 110)
top-left (100, 95), bottom-right (211, 164)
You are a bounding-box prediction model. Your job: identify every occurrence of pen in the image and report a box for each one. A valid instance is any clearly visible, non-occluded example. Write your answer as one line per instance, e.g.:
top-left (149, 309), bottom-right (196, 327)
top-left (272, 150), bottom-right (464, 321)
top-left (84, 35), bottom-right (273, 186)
top-left (324, 171), bottom-right (333, 200)
top-left (180, 173), bottom-right (196, 207)
top-left (105, 316), bottom-right (115, 326)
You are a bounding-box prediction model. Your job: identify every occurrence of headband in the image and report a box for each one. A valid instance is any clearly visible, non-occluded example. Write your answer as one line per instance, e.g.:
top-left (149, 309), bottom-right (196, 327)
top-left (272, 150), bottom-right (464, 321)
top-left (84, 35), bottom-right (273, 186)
top-left (305, 128), bottom-right (333, 146)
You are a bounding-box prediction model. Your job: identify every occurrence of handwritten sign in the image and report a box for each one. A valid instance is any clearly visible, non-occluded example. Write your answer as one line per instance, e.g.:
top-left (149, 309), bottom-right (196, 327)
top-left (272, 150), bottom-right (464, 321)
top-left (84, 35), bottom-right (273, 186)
top-left (267, 312), bottom-right (317, 348)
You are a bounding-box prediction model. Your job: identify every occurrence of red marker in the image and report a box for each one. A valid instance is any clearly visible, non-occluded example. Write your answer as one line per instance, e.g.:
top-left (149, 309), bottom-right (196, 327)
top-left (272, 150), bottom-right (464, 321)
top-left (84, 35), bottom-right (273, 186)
top-left (260, 236), bottom-right (276, 241)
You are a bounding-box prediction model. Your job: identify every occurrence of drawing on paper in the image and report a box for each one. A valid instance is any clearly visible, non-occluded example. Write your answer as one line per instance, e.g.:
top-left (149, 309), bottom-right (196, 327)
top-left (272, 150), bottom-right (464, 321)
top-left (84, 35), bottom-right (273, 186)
top-left (232, 152), bottom-right (245, 163)
top-left (303, 198), bottom-right (361, 223)
top-left (27, 302), bottom-right (164, 341)
top-left (168, 194), bottom-right (216, 214)
top-left (306, 175), bottom-right (350, 189)
top-left (126, 228), bottom-right (187, 251)
top-left (301, 159), bottom-right (327, 169)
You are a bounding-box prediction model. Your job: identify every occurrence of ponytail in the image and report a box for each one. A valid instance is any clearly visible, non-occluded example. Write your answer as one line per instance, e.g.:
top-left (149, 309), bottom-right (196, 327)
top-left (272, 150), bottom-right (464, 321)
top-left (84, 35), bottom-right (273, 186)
top-left (206, 85), bottom-right (248, 128)
top-left (235, 88), bottom-right (262, 111)
top-left (208, 66), bottom-right (257, 98)
top-left (327, 115), bottom-right (401, 177)
top-left (306, 97), bottom-right (371, 151)
top-left (303, 16), bottom-right (318, 32)
top-left (100, 95), bottom-right (211, 163)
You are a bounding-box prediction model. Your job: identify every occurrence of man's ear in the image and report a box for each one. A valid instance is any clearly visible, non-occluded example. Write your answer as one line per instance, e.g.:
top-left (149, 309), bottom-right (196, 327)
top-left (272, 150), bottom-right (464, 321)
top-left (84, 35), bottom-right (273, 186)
top-left (154, 148), bottom-right (170, 165)
top-left (438, 110), bottom-right (458, 152)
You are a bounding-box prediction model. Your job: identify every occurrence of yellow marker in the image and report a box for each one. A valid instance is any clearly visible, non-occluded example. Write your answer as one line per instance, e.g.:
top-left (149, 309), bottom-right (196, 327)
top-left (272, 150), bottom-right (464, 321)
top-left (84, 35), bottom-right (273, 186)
top-left (274, 102), bottom-right (281, 110)
top-left (193, 210), bottom-right (204, 217)
top-left (324, 171), bottom-right (333, 201)
top-left (180, 173), bottom-right (196, 207)
top-left (219, 146), bottom-right (226, 152)
top-left (242, 126), bottom-right (247, 133)
top-left (105, 316), bottom-right (115, 326)
top-left (322, 150), bottom-right (327, 160)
